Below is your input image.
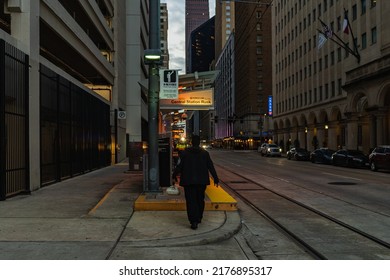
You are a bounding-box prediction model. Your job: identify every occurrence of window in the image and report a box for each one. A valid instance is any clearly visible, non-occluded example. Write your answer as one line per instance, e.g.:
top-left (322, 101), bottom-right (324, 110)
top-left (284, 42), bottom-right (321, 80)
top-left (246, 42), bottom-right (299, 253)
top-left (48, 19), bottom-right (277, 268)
top-left (371, 0), bottom-right (377, 8)
top-left (325, 83), bottom-right (329, 99)
top-left (324, 55), bottom-right (328, 68)
top-left (361, 0), bottom-right (366, 14)
top-left (371, 27), bottom-right (377, 44)
top-left (352, 5), bottom-right (357, 20)
top-left (337, 47), bottom-right (342, 62)
top-left (331, 51), bottom-right (335, 65)
top-left (338, 79), bottom-right (342, 95)
top-left (331, 81), bottom-right (335, 97)
top-left (361, 33), bottom-right (367, 49)
top-left (337, 16), bottom-right (341, 31)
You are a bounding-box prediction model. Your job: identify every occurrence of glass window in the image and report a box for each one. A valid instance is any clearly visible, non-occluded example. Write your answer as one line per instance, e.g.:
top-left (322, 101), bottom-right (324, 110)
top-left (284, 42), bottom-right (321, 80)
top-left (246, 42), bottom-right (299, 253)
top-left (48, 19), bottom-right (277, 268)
top-left (361, 0), bottom-right (366, 14)
top-left (361, 33), bottom-right (367, 49)
top-left (338, 79), bottom-right (342, 95)
top-left (352, 4), bottom-right (357, 20)
top-left (371, 27), bottom-right (377, 44)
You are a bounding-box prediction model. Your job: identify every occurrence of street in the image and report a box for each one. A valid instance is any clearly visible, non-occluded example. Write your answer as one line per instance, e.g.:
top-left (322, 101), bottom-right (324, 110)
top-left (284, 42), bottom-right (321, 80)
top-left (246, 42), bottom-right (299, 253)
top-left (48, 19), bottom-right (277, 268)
top-left (209, 149), bottom-right (390, 259)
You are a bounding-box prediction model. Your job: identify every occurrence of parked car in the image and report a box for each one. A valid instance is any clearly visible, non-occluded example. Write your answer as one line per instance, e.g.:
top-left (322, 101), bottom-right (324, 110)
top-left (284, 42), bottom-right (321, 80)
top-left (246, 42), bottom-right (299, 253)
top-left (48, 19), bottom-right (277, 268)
top-left (286, 147), bottom-right (310, 161)
top-left (259, 143), bottom-right (282, 157)
top-left (310, 148), bottom-right (335, 164)
top-left (331, 149), bottom-right (369, 168)
top-left (369, 146), bottom-right (390, 171)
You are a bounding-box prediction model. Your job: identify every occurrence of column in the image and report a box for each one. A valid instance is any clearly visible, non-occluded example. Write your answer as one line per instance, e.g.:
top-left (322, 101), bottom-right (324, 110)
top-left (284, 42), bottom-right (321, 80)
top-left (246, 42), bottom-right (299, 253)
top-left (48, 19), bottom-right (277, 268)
top-left (11, 1), bottom-right (41, 191)
top-left (327, 122), bottom-right (337, 150)
top-left (346, 113), bottom-right (359, 150)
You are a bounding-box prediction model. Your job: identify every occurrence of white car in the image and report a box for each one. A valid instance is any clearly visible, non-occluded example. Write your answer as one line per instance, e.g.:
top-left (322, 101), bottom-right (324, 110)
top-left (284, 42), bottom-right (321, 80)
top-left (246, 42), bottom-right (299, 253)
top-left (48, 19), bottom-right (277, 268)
top-left (260, 143), bottom-right (282, 157)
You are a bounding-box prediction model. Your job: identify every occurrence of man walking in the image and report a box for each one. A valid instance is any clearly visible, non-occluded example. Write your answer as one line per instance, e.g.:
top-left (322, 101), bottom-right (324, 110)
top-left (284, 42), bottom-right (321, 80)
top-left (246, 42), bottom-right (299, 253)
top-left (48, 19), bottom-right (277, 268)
top-left (172, 135), bottom-right (219, 229)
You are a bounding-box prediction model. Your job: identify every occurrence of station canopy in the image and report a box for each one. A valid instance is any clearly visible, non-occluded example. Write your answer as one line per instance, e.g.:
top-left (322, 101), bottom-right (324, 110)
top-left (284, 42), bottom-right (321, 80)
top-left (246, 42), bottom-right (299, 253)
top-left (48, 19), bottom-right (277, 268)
top-left (160, 70), bottom-right (219, 110)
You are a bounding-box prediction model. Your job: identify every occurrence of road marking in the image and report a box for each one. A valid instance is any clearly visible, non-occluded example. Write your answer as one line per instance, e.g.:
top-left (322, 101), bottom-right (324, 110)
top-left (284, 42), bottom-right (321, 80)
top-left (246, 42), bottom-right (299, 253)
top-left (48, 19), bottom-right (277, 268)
top-left (322, 172), bottom-right (362, 181)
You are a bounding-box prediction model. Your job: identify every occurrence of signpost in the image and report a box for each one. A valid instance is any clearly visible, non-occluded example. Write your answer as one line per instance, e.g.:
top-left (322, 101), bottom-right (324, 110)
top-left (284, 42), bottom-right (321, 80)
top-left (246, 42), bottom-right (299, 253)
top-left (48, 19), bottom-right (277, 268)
top-left (160, 69), bottom-right (179, 99)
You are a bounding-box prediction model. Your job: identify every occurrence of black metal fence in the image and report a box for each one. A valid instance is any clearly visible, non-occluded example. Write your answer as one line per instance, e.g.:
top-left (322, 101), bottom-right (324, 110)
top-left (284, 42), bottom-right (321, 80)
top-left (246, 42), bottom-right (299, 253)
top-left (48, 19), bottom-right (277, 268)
top-left (40, 65), bottom-right (111, 185)
top-left (1, 41), bottom-right (111, 200)
top-left (0, 40), bottom-right (29, 200)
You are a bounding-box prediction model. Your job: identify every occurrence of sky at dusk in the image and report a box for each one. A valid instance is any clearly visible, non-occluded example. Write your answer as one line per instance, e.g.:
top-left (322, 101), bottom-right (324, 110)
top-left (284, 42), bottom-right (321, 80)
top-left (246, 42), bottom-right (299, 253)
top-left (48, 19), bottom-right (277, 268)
top-left (161, 0), bottom-right (216, 73)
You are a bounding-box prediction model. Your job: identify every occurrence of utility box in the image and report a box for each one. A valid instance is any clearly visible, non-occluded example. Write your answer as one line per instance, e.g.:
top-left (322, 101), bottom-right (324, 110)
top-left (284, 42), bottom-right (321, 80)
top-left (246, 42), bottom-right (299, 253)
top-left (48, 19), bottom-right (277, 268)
top-left (158, 135), bottom-right (172, 187)
top-left (128, 142), bottom-right (143, 171)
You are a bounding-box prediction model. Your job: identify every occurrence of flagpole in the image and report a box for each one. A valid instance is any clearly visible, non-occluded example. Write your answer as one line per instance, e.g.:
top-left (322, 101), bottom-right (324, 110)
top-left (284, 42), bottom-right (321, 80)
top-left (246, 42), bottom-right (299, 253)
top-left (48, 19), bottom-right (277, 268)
top-left (344, 8), bottom-right (360, 63)
top-left (318, 17), bottom-right (360, 63)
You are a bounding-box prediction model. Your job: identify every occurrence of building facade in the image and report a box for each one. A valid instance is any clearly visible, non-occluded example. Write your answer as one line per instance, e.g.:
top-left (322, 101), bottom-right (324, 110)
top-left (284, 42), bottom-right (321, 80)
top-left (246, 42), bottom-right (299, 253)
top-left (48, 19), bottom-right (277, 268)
top-left (233, 2), bottom-right (272, 147)
top-left (215, 0), bottom-right (235, 60)
top-left (0, 0), bottom-right (150, 199)
top-left (189, 16), bottom-right (215, 72)
top-left (272, 0), bottom-right (390, 153)
top-left (185, 0), bottom-right (209, 73)
top-left (214, 32), bottom-right (235, 141)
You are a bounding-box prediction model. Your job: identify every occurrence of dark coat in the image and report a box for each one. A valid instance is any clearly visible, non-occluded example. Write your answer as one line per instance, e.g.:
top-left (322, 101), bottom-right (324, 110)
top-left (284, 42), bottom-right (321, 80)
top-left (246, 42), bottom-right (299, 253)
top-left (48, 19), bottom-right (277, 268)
top-left (173, 146), bottom-right (219, 186)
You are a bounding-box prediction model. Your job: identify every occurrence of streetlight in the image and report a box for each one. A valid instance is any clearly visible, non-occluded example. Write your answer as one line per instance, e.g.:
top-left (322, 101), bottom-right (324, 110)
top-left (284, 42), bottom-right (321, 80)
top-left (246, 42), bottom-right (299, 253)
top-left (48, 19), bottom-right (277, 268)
top-left (145, 0), bottom-right (161, 193)
top-left (144, 49), bottom-right (162, 63)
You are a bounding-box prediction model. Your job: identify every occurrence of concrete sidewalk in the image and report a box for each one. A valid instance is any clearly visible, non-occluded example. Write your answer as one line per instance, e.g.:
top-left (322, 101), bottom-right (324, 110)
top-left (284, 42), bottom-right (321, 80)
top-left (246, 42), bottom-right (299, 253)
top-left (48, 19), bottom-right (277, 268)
top-left (0, 163), bottom-right (245, 260)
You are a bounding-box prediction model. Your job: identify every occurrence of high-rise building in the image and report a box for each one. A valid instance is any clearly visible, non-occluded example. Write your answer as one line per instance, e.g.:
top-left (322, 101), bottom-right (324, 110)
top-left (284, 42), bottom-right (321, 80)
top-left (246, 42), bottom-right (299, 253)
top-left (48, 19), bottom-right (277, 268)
top-left (215, 0), bottom-right (235, 60)
top-left (272, 0), bottom-right (390, 153)
top-left (215, 32), bottom-right (235, 141)
top-left (185, 0), bottom-right (209, 73)
top-left (213, 0), bottom-right (236, 144)
top-left (189, 16), bottom-right (215, 73)
top-left (233, 2), bottom-right (272, 147)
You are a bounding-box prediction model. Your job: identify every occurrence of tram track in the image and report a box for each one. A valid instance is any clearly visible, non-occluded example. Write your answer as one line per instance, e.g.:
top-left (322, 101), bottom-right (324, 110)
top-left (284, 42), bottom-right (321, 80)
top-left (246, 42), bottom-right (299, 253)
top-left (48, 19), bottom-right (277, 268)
top-left (216, 164), bottom-right (390, 259)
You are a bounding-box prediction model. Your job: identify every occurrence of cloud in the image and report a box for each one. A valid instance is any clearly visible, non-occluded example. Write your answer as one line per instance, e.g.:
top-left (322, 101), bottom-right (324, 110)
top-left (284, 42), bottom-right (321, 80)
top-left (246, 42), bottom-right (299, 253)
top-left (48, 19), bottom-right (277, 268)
top-left (162, 0), bottom-right (215, 73)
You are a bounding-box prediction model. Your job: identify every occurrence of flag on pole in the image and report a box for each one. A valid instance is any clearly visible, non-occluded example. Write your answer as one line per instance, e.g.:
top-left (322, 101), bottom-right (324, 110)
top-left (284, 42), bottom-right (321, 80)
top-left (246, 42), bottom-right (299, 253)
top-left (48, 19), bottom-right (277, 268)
top-left (317, 33), bottom-right (327, 50)
top-left (323, 23), bottom-right (333, 39)
top-left (319, 18), bottom-right (333, 39)
top-left (343, 11), bottom-right (350, 35)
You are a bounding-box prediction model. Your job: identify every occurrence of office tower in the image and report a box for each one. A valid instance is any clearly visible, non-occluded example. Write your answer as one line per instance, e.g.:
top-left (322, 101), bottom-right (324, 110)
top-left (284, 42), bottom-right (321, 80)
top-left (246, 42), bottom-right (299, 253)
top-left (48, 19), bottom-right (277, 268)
top-left (185, 0), bottom-right (209, 73)
top-left (233, 1), bottom-right (272, 147)
top-left (215, 0), bottom-right (235, 60)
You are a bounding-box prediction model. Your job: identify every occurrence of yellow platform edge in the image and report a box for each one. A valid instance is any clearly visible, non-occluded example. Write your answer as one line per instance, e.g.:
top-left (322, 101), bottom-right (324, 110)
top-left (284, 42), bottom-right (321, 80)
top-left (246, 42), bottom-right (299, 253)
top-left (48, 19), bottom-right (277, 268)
top-left (134, 181), bottom-right (237, 211)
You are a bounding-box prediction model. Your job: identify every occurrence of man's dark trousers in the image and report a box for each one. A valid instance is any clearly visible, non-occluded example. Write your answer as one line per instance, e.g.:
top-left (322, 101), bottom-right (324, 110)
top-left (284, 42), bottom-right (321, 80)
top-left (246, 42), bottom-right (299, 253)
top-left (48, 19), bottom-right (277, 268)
top-left (183, 184), bottom-right (207, 223)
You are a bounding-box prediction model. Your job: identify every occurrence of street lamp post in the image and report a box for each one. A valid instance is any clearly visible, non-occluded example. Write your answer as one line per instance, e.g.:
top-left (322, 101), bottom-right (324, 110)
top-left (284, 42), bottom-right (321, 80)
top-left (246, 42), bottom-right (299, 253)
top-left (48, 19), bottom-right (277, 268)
top-left (145, 0), bottom-right (161, 193)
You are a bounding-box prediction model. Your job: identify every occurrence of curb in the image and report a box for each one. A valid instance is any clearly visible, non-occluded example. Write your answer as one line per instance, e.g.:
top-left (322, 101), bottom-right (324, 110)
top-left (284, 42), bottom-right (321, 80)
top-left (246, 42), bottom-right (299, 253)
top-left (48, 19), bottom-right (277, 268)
top-left (118, 211), bottom-right (242, 248)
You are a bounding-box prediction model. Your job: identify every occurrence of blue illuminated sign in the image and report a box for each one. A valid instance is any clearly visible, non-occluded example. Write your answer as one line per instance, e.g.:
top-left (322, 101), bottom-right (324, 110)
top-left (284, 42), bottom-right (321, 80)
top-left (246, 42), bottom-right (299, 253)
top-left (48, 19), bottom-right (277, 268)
top-left (268, 96), bottom-right (273, 116)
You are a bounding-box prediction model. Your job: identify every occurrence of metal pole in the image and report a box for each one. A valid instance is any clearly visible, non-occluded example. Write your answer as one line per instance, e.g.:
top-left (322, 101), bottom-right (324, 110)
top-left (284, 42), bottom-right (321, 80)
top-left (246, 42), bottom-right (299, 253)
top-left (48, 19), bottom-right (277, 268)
top-left (147, 0), bottom-right (161, 192)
